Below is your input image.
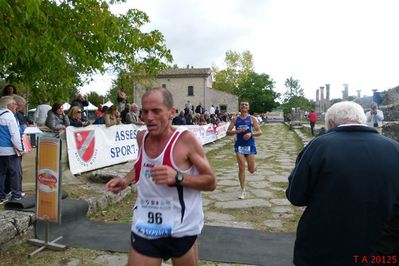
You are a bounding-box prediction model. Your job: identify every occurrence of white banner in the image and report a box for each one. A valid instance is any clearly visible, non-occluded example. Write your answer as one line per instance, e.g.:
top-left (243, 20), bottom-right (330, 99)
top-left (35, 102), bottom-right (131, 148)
top-left (66, 123), bottom-right (229, 174)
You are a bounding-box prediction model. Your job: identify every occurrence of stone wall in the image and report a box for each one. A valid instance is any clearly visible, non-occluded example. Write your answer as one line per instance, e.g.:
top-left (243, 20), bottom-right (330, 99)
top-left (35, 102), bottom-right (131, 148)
top-left (380, 105), bottom-right (399, 122)
top-left (0, 211), bottom-right (35, 250)
top-left (382, 122), bottom-right (399, 142)
top-left (382, 86), bottom-right (399, 106)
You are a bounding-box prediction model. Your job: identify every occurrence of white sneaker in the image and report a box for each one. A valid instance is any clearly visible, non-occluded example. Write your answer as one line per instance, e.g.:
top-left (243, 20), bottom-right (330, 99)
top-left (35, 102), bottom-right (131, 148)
top-left (238, 190), bottom-right (246, 199)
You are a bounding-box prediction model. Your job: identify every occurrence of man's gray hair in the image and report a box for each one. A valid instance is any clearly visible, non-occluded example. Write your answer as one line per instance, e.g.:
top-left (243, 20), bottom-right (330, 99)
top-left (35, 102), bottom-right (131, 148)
top-left (13, 95), bottom-right (26, 106)
top-left (0, 96), bottom-right (15, 108)
top-left (325, 101), bottom-right (366, 130)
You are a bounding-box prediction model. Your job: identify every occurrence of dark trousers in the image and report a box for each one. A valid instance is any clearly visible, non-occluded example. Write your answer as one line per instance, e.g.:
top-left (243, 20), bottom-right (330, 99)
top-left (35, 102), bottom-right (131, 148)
top-left (0, 155), bottom-right (22, 199)
top-left (310, 121), bottom-right (316, 136)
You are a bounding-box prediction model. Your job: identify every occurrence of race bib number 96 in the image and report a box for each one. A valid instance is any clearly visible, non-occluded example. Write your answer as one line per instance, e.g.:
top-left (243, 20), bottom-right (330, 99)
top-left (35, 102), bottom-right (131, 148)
top-left (134, 197), bottom-right (173, 239)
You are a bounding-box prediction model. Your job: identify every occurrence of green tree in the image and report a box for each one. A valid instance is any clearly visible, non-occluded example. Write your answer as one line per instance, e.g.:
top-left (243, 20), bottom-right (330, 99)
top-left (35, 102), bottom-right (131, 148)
top-left (0, 0), bottom-right (172, 106)
top-left (212, 50), bottom-right (254, 94)
top-left (237, 72), bottom-right (279, 114)
top-left (85, 91), bottom-right (104, 107)
top-left (281, 96), bottom-right (314, 115)
top-left (283, 76), bottom-right (304, 102)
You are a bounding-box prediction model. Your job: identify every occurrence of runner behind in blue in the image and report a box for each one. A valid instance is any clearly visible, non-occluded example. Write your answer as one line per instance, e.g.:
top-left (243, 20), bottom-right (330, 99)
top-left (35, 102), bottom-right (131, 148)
top-left (227, 100), bottom-right (262, 199)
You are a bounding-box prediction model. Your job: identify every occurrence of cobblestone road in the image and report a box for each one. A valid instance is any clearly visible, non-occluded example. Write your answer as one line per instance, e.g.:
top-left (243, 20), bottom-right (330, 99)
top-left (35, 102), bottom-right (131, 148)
top-left (202, 123), bottom-right (305, 232)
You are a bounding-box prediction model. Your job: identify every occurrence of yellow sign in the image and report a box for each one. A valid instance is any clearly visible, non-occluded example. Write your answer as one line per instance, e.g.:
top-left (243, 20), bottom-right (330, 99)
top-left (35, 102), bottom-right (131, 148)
top-left (36, 137), bottom-right (61, 223)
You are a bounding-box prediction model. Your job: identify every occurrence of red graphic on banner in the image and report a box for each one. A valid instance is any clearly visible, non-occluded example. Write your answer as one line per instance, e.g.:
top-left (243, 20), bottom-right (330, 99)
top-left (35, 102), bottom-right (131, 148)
top-left (74, 130), bottom-right (95, 162)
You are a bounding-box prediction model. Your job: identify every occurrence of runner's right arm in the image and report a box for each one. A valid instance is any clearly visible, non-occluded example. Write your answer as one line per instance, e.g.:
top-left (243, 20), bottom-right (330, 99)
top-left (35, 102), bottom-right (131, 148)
top-left (226, 117), bottom-right (245, 136)
top-left (105, 130), bottom-right (144, 193)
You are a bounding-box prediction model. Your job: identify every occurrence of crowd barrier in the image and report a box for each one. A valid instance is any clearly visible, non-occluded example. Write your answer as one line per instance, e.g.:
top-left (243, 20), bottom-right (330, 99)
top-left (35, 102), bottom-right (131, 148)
top-left (65, 123), bottom-right (229, 175)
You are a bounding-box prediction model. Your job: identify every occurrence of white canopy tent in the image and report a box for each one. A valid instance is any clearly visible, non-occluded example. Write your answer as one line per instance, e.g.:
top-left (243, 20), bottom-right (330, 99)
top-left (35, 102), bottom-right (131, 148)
top-left (102, 100), bottom-right (113, 107)
top-left (84, 101), bottom-right (98, 111)
top-left (62, 102), bottom-right (71, 111)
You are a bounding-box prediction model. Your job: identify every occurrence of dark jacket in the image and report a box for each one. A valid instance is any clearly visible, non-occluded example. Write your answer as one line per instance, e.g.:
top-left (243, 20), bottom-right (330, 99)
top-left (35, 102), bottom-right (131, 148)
top-left (372, 196), bottom-right (399, 255)
top-left (286, 125), bottom-right (399, 266)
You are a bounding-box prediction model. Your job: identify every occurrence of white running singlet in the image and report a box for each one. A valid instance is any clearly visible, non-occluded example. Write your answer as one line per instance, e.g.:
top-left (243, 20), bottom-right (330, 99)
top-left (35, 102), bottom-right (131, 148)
top-left (131, 128), bottom-right (204, 239)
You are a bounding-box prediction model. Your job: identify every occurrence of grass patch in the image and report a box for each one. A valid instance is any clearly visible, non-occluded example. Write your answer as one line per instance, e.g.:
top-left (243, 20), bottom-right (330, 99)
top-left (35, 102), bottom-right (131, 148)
top-left (0, 242), bottom-right (113, 266)
top-left (89, 191), bottom-right (136, 224)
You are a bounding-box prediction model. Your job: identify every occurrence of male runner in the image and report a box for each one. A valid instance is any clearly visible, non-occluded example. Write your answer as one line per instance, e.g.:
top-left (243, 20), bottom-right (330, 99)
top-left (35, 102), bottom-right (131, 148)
top-left (106, 87), bottom-right (216, 266)
top-left (227, 100), bottom-right (262, 199)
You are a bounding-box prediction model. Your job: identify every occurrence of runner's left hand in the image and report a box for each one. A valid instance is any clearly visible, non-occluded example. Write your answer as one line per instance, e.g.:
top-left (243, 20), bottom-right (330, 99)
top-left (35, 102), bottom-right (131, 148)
top-left (151, 165), bottom-right (176, 186)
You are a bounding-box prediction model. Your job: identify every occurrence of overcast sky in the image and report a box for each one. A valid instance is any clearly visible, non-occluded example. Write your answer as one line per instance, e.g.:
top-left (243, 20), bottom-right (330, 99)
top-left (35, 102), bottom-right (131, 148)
top-left (81, 0), bottom-right (399, 101)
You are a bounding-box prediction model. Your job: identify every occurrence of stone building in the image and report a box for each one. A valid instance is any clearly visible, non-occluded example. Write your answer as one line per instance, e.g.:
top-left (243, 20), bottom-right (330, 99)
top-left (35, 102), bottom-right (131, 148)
top-left (134, 68), bottom-right (238, 113)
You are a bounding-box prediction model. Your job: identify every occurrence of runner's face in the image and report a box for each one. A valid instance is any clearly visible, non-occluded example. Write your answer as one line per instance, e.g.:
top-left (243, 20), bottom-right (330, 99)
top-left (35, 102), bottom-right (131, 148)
top-left (240, 102), bottom-right (249, 112)
top-left (141, 91), bottom-right (175, 136)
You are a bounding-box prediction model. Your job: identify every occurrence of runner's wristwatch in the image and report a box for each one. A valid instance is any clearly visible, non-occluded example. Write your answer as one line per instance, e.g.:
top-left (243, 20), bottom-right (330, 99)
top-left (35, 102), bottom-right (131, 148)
top-left (175, 172), bottom-right (184, 186)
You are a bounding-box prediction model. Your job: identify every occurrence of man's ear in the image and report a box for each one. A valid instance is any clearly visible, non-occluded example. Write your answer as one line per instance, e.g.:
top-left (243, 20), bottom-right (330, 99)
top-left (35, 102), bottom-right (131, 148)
top-left (170, 107), bottom-right (176, 120)
top-left (327, 120), bottom-right (336, 130)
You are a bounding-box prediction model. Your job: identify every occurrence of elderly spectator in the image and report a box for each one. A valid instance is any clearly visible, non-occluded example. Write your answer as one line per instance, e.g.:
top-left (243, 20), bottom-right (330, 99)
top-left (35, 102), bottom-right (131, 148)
top-left (286, 101), bottom-right (399, 266)
top-left (103, 105), bottom-right (121, 127)
top-left (33, 101), bottom-right (52, 127)
top-left (13, 95), bottom-right (29, 132)
top-left (68, 106), bottom-right (89, 127)
top-left (45, 102), bottom-right (70, 131)
top-left (0, 96), bottom-right (24, 203)
top-left (172, 110), bottom-right (187, 125)
top-left (125, 103), bottom-right (143, 125)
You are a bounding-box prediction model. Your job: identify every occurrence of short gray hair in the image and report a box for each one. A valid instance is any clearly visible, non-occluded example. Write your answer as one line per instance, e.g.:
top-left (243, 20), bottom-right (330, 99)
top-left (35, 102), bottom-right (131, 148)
top-left (13, 95), bottom-right (26, 106)
top-left (0, 96), bottom-right (15, 108)
top-left (325, 101), bottom-right (366, 130)
top-left (143, 87), bottom-right (174, 108)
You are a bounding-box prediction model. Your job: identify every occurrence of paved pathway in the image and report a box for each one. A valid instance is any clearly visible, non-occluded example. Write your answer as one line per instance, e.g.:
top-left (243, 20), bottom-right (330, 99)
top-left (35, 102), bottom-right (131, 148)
top-left (38, 123), bottom-right (313, 265)
top-left (202, 123), bottom-right (308, 232)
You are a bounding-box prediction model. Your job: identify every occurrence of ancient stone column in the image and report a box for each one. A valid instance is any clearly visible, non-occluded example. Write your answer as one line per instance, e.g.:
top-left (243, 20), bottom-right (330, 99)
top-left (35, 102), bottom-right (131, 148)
top-left (320, 86), bottom-right (325, 112)
top-left (343, 84), bottom-right (349, 100)
top-left (325, 84), bottom-right (330, 109)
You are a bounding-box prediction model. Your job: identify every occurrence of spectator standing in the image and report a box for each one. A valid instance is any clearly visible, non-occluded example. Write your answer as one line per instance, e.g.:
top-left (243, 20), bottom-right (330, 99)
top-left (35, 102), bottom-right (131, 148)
top-left (195, 102), bottom-right (204, 114)
top-left (2, 84), bottom-right (17, 97)
top-left (120, 103), bottom-right (131, 124)
top-left (13, 95), bottom-right (28, 133)
top-left (209, 105), bottom-right (215, 115)
top-left (215, 106), bottom-right (220, 116)
top-left (117, 88), bottom-right (128, 112)
top-left (0, 96), bottom-right (24, 203)
top-left (70, 94), bottom-right (89, 121)
top-left (308, 110), bottom-right (317, 136)
top-left (286, 101), bottom-right (399, 266)
top-left (366, 102), bottom-right (384, 133)
top-left (33, 101), bottom-right (51, 127)
top-left (68, 106), bottom-right (89, 127)
top-left (45, 102), bottom-right (70, 131)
